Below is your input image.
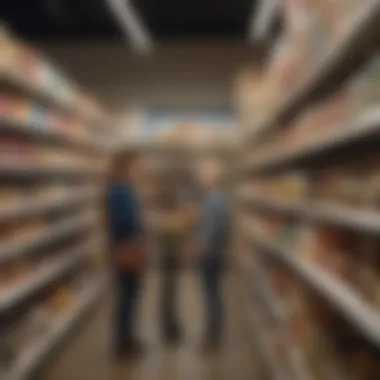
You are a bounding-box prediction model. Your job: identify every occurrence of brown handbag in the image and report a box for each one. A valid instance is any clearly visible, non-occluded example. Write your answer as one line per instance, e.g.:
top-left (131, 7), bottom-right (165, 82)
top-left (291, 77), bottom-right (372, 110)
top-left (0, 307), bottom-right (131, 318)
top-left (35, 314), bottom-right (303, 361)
top-left (115, 241), bottom-right (147, 272)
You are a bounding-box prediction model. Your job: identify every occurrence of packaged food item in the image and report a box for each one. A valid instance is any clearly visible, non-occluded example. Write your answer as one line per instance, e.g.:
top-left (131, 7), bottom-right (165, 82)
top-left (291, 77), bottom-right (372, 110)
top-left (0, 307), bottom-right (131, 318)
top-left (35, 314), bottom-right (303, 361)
top-left (47, 286), bottom-right (75, 312)
top-left (0, 26), bottom-right (19, 72)
top-left (350, 55), bottom-right (380, 112)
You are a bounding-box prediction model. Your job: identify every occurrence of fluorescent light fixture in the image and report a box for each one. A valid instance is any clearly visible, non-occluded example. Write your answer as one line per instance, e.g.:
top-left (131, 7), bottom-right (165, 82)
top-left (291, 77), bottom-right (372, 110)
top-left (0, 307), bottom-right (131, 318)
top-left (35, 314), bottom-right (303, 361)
top-left (249, 0), bottom-right (279, 40)
top-left (106, 0), bottom-right (153, 54)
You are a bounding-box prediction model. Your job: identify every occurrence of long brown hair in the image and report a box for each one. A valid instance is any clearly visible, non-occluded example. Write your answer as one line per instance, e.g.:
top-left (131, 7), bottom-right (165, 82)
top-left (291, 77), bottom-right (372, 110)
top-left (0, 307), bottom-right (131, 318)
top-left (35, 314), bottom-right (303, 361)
top-left (110, 150), bottom-right (137, 181)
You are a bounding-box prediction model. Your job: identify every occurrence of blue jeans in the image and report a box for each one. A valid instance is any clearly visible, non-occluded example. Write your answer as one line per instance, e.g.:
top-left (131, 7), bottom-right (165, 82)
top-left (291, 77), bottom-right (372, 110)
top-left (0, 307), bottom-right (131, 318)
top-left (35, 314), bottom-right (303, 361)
top-left (201, 265), bottom-right (224, 341)
top-left (115, 274), bottom-right (141, 347)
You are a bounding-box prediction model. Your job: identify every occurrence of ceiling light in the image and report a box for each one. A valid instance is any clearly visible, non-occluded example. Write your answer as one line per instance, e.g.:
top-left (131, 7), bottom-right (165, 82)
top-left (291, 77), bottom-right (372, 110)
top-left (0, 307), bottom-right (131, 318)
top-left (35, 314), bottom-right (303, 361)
top-left (106, 0), bottom-right (153, 54)
top-left (249, 0), bottom-right (279, 40)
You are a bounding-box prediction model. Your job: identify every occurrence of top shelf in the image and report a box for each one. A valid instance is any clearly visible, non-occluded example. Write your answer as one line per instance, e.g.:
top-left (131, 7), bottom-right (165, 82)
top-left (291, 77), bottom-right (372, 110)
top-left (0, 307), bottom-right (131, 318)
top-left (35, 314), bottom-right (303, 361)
top-left (0, 28), bottom-right (105, 127)
top-left (248, 0), bottom-right (380, 143)
top-left (0, 69), bottom-right (103, 128)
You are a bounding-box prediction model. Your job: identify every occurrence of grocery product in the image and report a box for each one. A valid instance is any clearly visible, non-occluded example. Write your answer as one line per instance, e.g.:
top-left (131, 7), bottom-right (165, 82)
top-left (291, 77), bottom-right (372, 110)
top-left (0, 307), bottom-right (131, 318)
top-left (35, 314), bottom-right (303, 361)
top-left (0, 27), bottom-right (108, 380)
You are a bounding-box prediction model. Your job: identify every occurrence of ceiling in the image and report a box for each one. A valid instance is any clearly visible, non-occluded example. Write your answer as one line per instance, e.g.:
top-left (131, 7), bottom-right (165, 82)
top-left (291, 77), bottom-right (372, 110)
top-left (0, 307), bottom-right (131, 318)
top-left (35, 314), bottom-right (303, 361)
top-left (1, 0), bottom-right (256, 41)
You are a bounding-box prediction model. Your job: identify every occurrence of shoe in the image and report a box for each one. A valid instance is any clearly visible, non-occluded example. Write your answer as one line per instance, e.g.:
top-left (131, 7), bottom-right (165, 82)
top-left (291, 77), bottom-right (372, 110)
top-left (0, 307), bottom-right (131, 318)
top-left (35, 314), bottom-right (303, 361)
top-left (163, 326), bottom-right (182, 345)
top-left (164, 332), bottom-right (181, 346)
top-left (125, 341), bottom-right (146, 358)
top-left (201, 337), bottom-right (222, 354)
top-left (115, 340), bottom-right (145, 360)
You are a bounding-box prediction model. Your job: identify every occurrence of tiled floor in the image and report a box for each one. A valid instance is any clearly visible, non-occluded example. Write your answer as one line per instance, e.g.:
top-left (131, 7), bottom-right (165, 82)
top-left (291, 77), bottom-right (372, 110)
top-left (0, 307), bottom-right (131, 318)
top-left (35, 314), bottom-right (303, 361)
top-left (40, 270), bottom-right (259, 380)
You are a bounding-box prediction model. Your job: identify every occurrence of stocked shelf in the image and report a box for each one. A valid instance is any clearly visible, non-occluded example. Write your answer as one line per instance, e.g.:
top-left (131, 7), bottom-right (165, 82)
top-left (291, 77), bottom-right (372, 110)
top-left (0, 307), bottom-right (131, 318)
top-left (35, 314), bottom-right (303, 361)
top-left (0, 238), bottom-right (100, 313)
top-left (246, 303), bottom-right (288, 380)
top-left (244, 109), bottom-right (380, 174)
top-left (249, 258), bottom-right (314, 380)
top-left (0, 214), bottom-right (94, 262)
top-left (0, 118), bottom-right (109, 153)
top-left (3, 276), bottom-right (106, 380)
top-left (239, 190), bottom-right (380, 235)
top-left (0, 28), bottom-right (108, 380)
top-left (248, 0), bottom-right (380, 142)
top-left (241, 219), bottom-right (380, 347)
top-left (0, 164), bottom-right (103, 179)
top-left (0, 188), bottom-right (99, 222)
top-left (1, 69), bottom-right (80, 120)
top-left (251, 259), bottom-right (287, 325)
top-left (0, 29), bottom-right (104, 127)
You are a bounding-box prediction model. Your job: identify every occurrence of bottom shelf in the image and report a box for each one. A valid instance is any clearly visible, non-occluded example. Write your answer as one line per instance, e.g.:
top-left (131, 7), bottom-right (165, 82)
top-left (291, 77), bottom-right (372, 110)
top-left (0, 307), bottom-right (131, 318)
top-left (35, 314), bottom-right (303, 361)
top-left (4, 276), bottom-right (107, 380)
top-left (246, 306), bottom-right (289, 380)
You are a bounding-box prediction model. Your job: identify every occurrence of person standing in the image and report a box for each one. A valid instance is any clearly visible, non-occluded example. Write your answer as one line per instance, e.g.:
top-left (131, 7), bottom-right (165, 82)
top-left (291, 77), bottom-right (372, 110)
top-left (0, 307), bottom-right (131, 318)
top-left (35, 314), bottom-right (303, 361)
top-left (153, 176), bottom-right (185, 344)
top-left (107, 151), bottom-right (146, 358)
top-left (148, 168), bottom-right (195, 344)
top-left (198, 162), bottom-right (230, 350)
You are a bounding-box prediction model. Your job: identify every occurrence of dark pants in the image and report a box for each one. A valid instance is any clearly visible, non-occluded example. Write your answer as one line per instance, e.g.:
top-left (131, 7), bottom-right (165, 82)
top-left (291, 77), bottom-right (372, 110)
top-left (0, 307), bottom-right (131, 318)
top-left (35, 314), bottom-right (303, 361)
top-left (115, 273), bottom-right (141, 347)
top-left (160, 252), bottom-right (181, 338)
top-left (202, 265), bottom-right (224, 341)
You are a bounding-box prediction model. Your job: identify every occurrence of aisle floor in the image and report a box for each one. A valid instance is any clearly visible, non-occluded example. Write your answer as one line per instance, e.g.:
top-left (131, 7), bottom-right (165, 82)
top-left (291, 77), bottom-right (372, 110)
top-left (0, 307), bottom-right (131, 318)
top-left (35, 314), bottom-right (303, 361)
top-left (40, 271), bottom-right (258, 380)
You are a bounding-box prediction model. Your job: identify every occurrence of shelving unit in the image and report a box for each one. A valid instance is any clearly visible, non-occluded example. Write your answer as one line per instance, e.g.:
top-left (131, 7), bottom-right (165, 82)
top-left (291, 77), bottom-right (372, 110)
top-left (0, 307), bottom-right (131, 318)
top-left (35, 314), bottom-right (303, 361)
top-left (0, 117), bottom-right (109, 152)
top-left (3, 276), bottom-right (107, 380)
top-left (0, 237), bottom-right (103, 312)
top-left (244, 109), bottom-right (380, 174)
top-left (0, 188), bottom-right (99, 223)
top-left (237, 1), bottom-right (380, 379)
top-left (0, 28), bottom-right (111, 379)
top-left (241, 219), bottom-right (380, 346)
top-left (247, 0), bottom-right (380, 142)
top-left (239, 190), bottom-right (380, 235)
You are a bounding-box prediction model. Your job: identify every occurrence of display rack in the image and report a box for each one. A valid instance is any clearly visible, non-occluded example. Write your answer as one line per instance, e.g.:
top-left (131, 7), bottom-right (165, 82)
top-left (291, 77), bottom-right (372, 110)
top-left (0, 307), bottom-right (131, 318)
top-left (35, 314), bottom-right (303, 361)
top-left (246, 0), bottom-right (380, 143)
top-left (3, 276), bottom-right (106, 380)
top-left (0, 29), bottom-right (110, 380)
top-left (237, 1), bottom-right (380, 379)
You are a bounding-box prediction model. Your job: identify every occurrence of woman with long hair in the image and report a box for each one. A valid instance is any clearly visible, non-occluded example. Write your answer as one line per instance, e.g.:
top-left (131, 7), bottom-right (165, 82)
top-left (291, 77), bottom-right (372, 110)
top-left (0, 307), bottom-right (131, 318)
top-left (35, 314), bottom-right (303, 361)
top-left (106, 150), bottom-right (147, 358)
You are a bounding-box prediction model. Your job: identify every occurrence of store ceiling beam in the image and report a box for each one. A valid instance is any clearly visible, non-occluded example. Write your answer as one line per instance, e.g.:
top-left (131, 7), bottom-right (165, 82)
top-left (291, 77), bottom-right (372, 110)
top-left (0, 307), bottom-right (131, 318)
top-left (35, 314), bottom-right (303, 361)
top-left (106, 0), bottom-right (153, 54)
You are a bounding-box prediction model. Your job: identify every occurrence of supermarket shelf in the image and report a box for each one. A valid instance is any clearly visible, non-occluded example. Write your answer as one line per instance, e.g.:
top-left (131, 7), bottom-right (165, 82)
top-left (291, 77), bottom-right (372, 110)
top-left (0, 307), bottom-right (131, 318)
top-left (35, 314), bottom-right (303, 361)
top-left (252, 261), bottom-right (287, 325)
top-left (0, 215), bottom-right (94, 262)
top-left (0, 118), bottom-right (109, 153)
top-left (248, 0), bottom-right (380, 141)
top-left (1, 70), bottom-right (74, 114)
top-left (240, 190), bottom-right (380, 235)
top-left (0, 189), bottom-right (99, 222)
top-left (0, 164), bottom-right (103, 179)
top-left (0, 70), bottom-right (99, 126)
top-left (246, 303), bottom-right (288, 380)
top-left (245, 109), bottom-right (380, 174)
top-left (4, 276), bottom-right (106, 380)
top-left (251, 261), bottom-right (313, 380)
top-left (287, 344), bottom-right (314, 380)
top-left (249, 261), bottom-right (314, 380)
top-left (0, 238), bottom-right (100, 313)
top-left (241, 219), bottom-right (380, 346)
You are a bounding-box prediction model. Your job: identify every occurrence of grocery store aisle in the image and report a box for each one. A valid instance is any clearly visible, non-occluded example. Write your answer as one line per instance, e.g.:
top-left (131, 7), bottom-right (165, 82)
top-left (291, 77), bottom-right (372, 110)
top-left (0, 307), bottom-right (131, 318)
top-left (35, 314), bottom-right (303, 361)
top-left (40, 270), bottom-right (258, 380)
